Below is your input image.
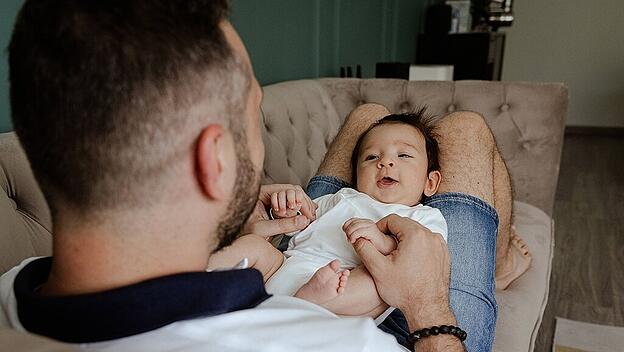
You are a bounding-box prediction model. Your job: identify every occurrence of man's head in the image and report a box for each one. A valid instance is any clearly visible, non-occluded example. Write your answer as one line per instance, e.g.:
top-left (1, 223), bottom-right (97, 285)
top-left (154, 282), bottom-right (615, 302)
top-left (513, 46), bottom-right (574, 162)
top-left (10, 0), bottom-right (264, 252)
top-left (351, 109), bottom-right (442, 206)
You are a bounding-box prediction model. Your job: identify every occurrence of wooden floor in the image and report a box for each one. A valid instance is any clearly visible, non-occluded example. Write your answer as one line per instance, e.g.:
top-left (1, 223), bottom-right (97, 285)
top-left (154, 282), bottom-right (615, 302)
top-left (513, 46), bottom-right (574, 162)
top-left (534, 133), bottom-right (624, 351)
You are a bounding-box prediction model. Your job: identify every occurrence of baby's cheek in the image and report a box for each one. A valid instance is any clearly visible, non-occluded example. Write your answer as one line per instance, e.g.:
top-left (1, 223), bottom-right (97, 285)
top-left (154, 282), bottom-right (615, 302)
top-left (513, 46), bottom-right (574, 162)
top-left (356, 175), bottom-right (374, 194)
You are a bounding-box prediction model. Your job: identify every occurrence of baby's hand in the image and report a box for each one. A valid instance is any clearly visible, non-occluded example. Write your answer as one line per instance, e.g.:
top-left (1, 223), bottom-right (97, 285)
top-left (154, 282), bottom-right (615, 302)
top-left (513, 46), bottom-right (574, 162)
top-left (270, 188), bottom-right (314, 220)
top-left (343, 218), bottom-right (397, 255)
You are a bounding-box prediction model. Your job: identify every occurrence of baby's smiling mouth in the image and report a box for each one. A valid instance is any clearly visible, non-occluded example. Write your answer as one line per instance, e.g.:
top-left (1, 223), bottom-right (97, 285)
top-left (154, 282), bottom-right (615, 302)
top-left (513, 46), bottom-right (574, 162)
top-left (377, 176), bottom-right (399, 187)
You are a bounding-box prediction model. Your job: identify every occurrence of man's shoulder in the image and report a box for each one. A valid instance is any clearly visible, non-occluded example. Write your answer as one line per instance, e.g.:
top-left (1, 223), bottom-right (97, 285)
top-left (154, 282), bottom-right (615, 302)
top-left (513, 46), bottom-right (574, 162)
top-left (92, 296), bottom-right (404, 351)
top-left (1, 262), bottom-right (405, 351)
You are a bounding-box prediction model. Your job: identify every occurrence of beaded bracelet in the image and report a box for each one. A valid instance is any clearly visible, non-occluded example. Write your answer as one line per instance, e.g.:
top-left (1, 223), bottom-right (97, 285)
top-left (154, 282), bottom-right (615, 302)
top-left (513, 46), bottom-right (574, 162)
top-left (406, 325), bottom-right (467, 349)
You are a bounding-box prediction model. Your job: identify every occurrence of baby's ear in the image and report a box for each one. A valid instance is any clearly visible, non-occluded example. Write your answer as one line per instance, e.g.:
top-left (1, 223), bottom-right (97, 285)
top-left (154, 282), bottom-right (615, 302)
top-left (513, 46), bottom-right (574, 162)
top-left (423, 170), bottom-right (442, 197)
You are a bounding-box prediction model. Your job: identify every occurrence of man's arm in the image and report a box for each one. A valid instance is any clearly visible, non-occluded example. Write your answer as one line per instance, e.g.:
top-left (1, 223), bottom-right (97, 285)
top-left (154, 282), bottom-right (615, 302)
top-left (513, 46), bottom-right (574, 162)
top-left (353, 214), bottom-right (465, 352)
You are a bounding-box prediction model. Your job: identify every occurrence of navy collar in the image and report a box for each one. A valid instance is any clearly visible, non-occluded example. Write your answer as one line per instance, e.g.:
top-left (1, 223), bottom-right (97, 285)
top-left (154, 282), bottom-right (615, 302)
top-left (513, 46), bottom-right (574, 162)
top-left (14, 257), bottom-right (271, 343)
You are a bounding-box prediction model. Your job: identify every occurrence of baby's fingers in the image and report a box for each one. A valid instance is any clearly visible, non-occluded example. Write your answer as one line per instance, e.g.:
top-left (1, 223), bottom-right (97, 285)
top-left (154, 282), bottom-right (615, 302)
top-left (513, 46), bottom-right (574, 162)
top-left (346, 228), bottom-right (371, 244)
top-left (299, 196), bottom-right (316, 220)
top-left (343, 218), bottom-right (370, 237)
top-left (345, 229), bottom-right (362, 243)
top-left (346, 219), bottom-right (375, 233)
top-left (278, 191), bottom-right (287, 212)
top-left (342, 218), bottom-right (362, 232)
top-left (293, 189), bottom-right (303, 209)
top-left (271, 192), bottom-right (280, 211)
top-left (285, 189), bottom-right (298, 210)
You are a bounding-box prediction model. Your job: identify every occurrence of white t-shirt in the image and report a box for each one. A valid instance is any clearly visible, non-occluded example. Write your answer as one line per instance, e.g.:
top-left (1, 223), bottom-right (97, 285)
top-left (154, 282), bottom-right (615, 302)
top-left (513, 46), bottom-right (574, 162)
top-left (265, 188), bottom-right (447, 308)
top-left (0, 258), bottom-right (407, 352)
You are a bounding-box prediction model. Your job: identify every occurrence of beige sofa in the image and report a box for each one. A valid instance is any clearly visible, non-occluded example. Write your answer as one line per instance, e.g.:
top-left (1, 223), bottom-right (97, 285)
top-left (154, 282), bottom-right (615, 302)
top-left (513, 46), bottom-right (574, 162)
top-left (0, 78), bottom-right (567, 351)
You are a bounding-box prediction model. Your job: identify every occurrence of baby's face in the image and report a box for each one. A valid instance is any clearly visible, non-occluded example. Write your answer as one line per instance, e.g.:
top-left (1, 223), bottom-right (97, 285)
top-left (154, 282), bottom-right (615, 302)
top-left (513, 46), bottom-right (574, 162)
top-left (355, 123), bottom-right (433, 206)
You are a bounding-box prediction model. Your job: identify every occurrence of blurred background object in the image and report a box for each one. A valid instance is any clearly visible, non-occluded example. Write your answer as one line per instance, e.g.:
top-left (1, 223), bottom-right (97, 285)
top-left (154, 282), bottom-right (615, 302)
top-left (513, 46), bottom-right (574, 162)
top-left (473, 0), bottom-right (514, 31)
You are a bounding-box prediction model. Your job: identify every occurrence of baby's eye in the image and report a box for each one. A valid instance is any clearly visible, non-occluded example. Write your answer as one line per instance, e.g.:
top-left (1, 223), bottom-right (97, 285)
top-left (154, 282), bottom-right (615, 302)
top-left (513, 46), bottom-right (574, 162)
top-left (364, 155), bottom-right (378, 161)
top-left (398, 154), bottom-right (412, 158)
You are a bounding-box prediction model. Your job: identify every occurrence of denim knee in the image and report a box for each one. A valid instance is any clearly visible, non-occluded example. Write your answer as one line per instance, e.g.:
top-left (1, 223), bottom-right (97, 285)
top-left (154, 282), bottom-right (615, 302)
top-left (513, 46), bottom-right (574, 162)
top-left (424, 192), bottom-right (498, 351)
top-left (306, 175), bottom-right (350, 199)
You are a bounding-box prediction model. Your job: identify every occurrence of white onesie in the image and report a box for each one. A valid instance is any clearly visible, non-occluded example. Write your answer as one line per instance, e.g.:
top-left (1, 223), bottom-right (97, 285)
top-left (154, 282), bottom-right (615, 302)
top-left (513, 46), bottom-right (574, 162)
top-left (265, 187), bottom-right (448, 321)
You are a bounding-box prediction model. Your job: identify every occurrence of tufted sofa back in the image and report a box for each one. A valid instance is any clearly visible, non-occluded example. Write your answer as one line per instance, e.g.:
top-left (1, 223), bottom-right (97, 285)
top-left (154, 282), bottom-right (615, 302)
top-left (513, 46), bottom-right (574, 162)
top-left (0, 134), bottom-right (52, 273)
top-left (261, 78), bottom-right (568, 216)
top-left (0, 78), bottom-right (567, 274)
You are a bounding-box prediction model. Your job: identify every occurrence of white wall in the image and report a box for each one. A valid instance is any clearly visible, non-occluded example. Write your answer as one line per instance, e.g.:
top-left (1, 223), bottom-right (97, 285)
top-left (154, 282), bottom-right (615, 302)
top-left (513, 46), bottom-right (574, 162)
top-left (502, 0), bottom-right (624, 127)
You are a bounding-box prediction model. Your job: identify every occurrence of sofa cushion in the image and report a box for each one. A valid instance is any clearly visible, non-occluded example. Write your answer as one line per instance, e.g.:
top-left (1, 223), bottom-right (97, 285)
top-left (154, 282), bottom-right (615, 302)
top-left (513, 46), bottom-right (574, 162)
top-left (260, 80), bottom-right (342, 187)
top-left (0, 134), bottom-right (52, 275)
top-left (494, 201), bottom-right (554, 352)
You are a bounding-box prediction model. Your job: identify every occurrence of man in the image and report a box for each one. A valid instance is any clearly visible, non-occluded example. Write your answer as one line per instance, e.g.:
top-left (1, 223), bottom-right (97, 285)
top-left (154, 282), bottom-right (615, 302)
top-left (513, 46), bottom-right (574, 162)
top-left (0, 1), bottom-right (470, 351)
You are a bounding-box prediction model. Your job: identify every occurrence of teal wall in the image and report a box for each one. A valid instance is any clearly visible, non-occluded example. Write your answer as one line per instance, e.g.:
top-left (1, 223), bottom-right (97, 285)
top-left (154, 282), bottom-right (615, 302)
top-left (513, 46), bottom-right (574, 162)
top-left (0, 0), bottom-right (428, 133)
top-left (231, 0), bottom-right (428, 85)
top-left (0, 0), bottom-right (21, 133)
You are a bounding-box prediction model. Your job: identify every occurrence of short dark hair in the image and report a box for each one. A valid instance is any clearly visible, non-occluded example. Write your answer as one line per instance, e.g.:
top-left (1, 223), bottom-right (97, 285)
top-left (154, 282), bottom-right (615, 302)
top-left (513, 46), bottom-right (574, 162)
top-left (9, 0), bottom-right (248, 214)
top-left (351, 107), bottom-right (440, 185)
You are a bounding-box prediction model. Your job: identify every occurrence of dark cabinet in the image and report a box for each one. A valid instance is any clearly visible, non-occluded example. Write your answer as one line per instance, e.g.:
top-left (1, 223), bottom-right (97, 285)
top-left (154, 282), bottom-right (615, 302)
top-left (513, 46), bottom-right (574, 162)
top-left (416, 32), bottom-right (505, 81)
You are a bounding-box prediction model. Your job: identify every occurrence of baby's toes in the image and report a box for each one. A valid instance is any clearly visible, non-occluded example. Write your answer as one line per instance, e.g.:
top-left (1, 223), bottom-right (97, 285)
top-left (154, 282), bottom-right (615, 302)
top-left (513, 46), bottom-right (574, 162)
top-left (338, 270), bottom-right (350, 287)
top-left (515, 237), bottom-right (528, 248)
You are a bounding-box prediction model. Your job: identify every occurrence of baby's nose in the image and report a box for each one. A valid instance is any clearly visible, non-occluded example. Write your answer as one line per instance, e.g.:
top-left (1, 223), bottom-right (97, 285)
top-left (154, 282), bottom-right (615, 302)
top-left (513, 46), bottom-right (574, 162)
top-left (377, 159), bottom-right (395, 168)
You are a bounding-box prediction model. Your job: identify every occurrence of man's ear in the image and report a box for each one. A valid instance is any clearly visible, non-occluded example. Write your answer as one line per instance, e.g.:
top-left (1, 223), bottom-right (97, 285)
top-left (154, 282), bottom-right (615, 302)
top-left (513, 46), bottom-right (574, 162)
top-left (423, 170), bottom-right (442, 197)
top-left (196, 124), bottom-right (228, 200)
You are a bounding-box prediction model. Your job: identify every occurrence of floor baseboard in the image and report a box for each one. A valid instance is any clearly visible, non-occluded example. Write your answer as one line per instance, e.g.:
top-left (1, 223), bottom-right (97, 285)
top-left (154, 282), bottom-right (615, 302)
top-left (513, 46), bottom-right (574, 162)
top-left (565, 126), bottom-right (624, 137)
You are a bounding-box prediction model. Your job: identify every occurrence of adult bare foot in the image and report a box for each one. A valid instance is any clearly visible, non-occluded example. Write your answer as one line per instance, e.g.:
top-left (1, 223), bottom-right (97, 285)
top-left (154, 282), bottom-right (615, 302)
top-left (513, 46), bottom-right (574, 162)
top-left (294, 259), bottom-right (350, 305)
top-left (496, 225), bottom-right (532, 290)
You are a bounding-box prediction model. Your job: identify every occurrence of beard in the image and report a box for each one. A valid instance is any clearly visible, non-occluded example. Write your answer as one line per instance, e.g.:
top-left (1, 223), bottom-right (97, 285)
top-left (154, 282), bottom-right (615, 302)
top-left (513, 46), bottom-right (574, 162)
top-left (212, 131), bottom-right (261, 253)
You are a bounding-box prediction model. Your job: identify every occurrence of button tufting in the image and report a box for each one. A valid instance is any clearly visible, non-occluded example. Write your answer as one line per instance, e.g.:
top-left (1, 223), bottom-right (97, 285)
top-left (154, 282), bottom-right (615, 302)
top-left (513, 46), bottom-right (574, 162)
top-left (500, 104), bottom-right (510, 112)
top-left (400, 102), bottom-right (410, 110)
top-left (447, 105), bottom-right (456, 112)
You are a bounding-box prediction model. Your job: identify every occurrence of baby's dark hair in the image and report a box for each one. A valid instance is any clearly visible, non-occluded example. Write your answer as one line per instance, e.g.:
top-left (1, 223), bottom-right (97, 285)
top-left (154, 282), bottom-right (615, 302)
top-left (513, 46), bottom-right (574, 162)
top-left (351, 107), bottom-right (440, 185)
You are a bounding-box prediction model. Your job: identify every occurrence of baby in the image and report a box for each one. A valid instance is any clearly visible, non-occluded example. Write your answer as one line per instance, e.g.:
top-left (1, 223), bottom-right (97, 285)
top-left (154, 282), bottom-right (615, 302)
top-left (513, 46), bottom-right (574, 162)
top-left (207, 110), bottom-right (447, 321)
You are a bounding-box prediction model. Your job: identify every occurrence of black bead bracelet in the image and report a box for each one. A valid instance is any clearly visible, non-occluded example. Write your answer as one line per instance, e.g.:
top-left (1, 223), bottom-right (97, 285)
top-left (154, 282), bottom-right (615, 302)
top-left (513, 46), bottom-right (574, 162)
top-left (406, 325), bottom-right (467, 349)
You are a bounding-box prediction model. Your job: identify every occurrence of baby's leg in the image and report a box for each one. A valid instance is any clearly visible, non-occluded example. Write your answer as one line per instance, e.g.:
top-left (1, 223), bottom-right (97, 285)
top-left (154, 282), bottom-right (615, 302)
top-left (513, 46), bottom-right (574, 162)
top-left (207, 234), bottom-right (284, 282)
top-left (318, 265), bottom-right (389, 318)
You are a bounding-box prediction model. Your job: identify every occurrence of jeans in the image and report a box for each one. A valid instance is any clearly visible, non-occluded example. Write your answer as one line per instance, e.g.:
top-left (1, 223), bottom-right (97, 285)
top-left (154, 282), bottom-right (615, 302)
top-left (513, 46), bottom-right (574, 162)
top-left (306, 175), bottom-right (498, 352)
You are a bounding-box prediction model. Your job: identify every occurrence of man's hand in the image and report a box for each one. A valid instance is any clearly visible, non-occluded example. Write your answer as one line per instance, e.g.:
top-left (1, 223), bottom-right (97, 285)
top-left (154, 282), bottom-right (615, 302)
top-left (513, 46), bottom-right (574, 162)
top-left (343, 218), bottom-right (397, 255)
top-left (352, 214), bottom-right (456, 332)
top-left (243, 184), bottom-right (317, 239)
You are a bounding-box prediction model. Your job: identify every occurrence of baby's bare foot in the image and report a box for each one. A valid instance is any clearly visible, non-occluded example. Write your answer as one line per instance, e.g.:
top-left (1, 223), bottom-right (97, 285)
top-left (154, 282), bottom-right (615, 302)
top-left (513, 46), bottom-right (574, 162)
top-left (496, 226), bottom-right (532, 291)
top-left (294, 259), bottom-right (350, 305)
